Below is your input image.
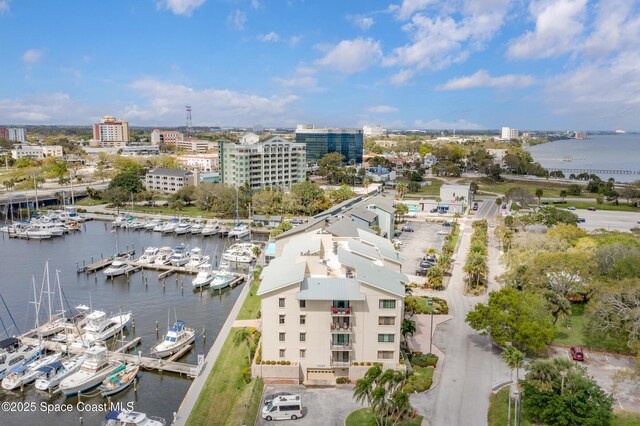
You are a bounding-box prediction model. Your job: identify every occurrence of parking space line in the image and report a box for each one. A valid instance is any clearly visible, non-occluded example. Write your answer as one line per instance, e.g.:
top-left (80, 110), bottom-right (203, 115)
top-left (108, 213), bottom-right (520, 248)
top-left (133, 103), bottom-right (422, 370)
top-left (605, 355), bottom-right (609, 361)
top-left (585, 352), bottom-right (589, 359)
top-left (616, 395), bottom-right (624, 410)
top-left (565, 349), bottom-right (570, 360)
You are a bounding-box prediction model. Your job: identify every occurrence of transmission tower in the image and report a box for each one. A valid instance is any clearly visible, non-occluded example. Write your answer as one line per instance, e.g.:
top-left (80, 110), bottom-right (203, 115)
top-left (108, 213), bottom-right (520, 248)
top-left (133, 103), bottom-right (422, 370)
top-left (186, 105), bottom-right (192, 136)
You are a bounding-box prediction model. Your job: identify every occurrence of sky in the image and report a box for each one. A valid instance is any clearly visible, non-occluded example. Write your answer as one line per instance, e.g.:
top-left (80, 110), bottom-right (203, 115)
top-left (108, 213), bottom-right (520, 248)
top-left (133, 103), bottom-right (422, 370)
top-left (0, 0), bottom-right (639, 131)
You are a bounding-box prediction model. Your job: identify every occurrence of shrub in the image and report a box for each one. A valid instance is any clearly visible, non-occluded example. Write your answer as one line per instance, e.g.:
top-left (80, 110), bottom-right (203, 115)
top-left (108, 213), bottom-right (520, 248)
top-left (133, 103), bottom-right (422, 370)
top-left (352, 361), bottom-right (359, 366)
top-left (410, 353), bottom-right (438, 368)
top-left (241, 367), bottom-right (252, 384)
top-left (285, 361), bottom-right (291, 365)
top-left (366, 362), bottom-right (372, 366)
top-left (336, 377), bottom-right (351, 384)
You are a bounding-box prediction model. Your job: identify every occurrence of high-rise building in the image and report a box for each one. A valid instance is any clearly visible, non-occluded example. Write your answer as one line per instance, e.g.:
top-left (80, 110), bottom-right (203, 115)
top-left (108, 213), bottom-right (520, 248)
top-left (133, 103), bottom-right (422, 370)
top-left (295, 125), bottom-right (363, 165)
top-left (91, 115), bottom-right (129, 147)
top-left (0, 128), bottom-right (7, 140)
top-left (219, 136), bottom-right (306, 190)
top-left (150, 129), bottom-right (184, 145)
top-left (363, 124), bottom-right (385, 137)
top-left (2, 128), bottom-right (28, 143)
top-left (501, 127), bottom-right (519, 140)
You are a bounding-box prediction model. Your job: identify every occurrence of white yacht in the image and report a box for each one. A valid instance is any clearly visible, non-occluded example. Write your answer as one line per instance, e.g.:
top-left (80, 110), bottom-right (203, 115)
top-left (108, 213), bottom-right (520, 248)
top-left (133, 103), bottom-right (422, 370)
top-left (103, 260), bottom-right (135, 277)
top-left (112, 213), bottom-right (129, 228)
top-left (201, 220), bottom-right (221, 236)
top-left (192, 264), bottom-right (215, 289)
top-left (190, 218), bottom-right (205, 234)
top-left (154, 247), bottom-right (174, 265)
top-left (103, 410), bottom-right (166, 426)
top-left (169, 245), bottom-right (190, 266)
top-left (145, 219), bottom-right (162, 231)
top-left (152, 221), bottom-right (166, 232)
top-left (126, 220), bottom-right (146, 230)
top-left (22, 228), bottom-right (53, 240)
top-left (59, 346), bottom-right (123, 396)
top-left (160, 221), bottom-right (178, 234)
top-left (71, 311), bottom-right (132, 349)
top-left (29, 220), bottom-right (66, 236)
top-left (222, 249), bottom-right (253, 263)
top-left (0, 339), bottom-right (41, 377)
top-left (2, 353), bottom-right (62, 390)
top-left (151, 320), bottom-right (195, 358)
top-left (228, 224), bottom-right (250, 238)
top-left (211, 268), bottom-right (236, 290)
top-left (137, 247), bottom-right (160, 264)
top-left (174, 222), bottom-right (191, 235)
top-left (185, 248), bottom-right (208, 269)
top-left (35, 355), bottom-right (85, 391)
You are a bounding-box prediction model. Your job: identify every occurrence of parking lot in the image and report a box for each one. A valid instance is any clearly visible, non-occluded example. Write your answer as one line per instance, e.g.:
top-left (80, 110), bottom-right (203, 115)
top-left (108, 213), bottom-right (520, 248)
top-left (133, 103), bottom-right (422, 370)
top-left (256, 385), bottom-right (361, 426)
top-left (396, 220), bottom-right (449, 281)
top-left (550, 347), bottom-right (640, 411)
top-left (573, 209), bottom-right (640, 232)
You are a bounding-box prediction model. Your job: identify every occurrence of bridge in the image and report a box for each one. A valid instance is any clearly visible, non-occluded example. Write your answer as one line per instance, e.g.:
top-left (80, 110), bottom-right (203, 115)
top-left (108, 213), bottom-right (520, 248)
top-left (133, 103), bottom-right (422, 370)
top-left (546, 168), bottom-right (640, 176)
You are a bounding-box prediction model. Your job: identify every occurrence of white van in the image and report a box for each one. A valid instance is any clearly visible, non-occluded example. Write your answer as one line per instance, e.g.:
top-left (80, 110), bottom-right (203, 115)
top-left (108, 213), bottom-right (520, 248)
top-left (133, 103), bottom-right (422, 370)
top-left (262, 394), bottom-right (303, 421)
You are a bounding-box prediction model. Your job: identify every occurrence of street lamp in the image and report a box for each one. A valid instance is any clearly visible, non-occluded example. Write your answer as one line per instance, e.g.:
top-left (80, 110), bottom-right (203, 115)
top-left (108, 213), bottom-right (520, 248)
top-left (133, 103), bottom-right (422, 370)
top-left (427, 298), bottom-right (439, 356)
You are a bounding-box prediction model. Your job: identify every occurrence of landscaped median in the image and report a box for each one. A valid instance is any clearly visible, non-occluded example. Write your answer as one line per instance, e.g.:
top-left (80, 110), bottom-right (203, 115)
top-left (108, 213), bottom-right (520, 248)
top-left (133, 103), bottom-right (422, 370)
top-left (346, 408), bottom-right (424, 426)
top-left (186, 266), bottom-right (264, 426)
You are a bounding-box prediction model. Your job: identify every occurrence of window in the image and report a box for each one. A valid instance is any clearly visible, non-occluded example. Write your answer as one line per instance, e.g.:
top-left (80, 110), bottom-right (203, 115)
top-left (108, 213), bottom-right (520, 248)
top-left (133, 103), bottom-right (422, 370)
top-left (300, 315), bottom-right (306, 325)
top-left (378, 351), bottom-right (394, 359)
top-left (279, 332), bottom-right (286, 342)
top-left (279, 315), bottom-right (285, 325)
top-left (300, 349), bottom-right (306, 358)
top-left (379, 300), bottom-right (396, 309)
top-left (379, 316), bottom-right (396, 325)
top-left (299, 332), bottom-right (306, 342)
top-left (378, 334), bottom-right (395, 343)
top-left (279, 349), bottom-right (285, 358)
top-left (279, 298), bottom-right (285, 308)
top-left (299, 300), bottom-right (306, 308)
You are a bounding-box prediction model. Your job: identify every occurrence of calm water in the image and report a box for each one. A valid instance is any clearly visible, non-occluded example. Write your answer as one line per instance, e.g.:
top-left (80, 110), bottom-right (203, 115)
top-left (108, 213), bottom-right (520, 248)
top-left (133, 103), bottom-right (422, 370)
top-left (527, 133), bottom-right (640, 182)
top-left (0, 221), bottom-right (251, 426)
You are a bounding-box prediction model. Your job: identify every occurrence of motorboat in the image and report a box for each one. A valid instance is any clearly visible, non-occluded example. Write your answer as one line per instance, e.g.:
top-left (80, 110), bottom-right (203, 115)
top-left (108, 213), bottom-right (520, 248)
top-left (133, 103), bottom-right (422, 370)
top-left (0, 345), bottom-right (43, 380)
top-left (137, 247), bottom-right (160, 264)
top-left (192, 264), bottom-right (215, 289)
top-left (174, 222), bottom-right (192, 235)
top-left (201, 220), bottom-right (221, 236)
top-left (126, 220), bottom-right (146, 230)
top-left (222, 249), bottom-right (254, 263)
top-left (185, 248), bottom-right (208, 269)
top-left (211, 268), bottom-right (236, 291)
top-left (0, 338), bottom-right (41, 377)
top-left (49, 305), bottom-right (91, 342)
top-left (169, 245), bottom-right (190, 266)
top-left (72, 311), bottom-right (132, 349)
top-left (103, 260), bottom-right (135, 277)
top-left (152, 221), bottom-right (166, 232)
top-left (228, 224), bottom-right (250, 238)
top-left (190, 218), bottom-right (205, 234)
top-left (103, 410), bottom-right (166, 426)
top-left (2, 353), bottom-right (62, 390)
top-left (112, 213), bottom-right (129, 228)
top-left (22, 228), bottom-right (53, 240)
top-left (160, 221), bottom-right (178, 234)
top-left (29, 220), bottom-right (66, 236)
top-left (35, 355), bottom-right (85, 391)
top-left (154, 247), bottom-right (174, 265)
top-left (151, 320), bottom-right (195, 358)
top-left (58, 346), bottom-right (123, 396)
top-left (99, 363), bottom-right (138, 397)
top-left (145, 219), bottom-right (162, 231)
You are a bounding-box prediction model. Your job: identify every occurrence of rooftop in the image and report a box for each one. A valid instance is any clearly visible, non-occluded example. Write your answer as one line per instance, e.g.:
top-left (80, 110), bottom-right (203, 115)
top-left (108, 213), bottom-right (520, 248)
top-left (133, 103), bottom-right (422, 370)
top-left (146, 168), bottom-right (192, 177)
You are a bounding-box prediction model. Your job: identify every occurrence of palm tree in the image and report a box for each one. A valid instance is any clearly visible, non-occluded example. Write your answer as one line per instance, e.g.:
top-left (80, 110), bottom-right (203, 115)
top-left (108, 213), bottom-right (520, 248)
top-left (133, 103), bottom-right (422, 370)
top-left (535, 188), bottom-right (543, 207)
top-left (401, 319), bottom-right (416, 341)
top-left (353, 364), bottom-right (382, 406)
top-left (502, 346), bottom-right (525, 385)
top-left (233, 327), bottom-right (256, 364)
top-left (396, 182), bottom-right (407, 199)
top-left (464, 252), bottom-right (487, 288)
top-left (560, 190), bottom-right (567, 203)
top-left (435, 197), bottom-right (442, 212)
top-left (404, 283), bottom-right (413, 297)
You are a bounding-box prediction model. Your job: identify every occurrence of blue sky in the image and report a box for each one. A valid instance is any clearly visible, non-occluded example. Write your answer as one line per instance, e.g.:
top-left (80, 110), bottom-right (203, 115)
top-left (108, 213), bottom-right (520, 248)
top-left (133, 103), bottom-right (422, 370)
top-left (1, 0), bottom-right (639, 130)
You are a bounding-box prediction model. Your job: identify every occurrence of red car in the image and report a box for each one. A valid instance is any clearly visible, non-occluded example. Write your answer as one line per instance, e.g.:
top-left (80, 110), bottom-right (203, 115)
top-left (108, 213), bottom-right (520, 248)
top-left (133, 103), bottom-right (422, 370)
top-left (570, 346), bottom-right (584, 361)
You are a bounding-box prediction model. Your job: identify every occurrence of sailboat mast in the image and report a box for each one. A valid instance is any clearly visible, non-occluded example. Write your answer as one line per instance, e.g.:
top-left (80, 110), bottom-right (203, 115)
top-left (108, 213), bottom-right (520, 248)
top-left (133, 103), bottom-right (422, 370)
top-left (32, 276), bottom-right (40, 330)
top-left (56, 269), bottom-right (65, 320)
top-left (46, 261), bottom-right (52, 322)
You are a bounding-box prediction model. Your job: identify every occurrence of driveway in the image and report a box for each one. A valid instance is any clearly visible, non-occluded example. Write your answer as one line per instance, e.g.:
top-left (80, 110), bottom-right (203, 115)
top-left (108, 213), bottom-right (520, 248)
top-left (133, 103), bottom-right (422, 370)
top-left (398, 220), bottom-right (448, 281)
top-left (256, 385), bottom-right (362, 426)
top-left (550, 347), bottom-right (640, 412)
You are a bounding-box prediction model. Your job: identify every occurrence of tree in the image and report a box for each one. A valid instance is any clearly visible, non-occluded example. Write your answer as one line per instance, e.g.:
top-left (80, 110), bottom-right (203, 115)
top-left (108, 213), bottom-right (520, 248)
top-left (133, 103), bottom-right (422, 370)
top-left (290, 182), bottom-right (326, 214)
top-left (395, 182), bottom-right (407, 199)
top-left (522, 358), bottom-right (613, 426)
top-left (329, 185), bottom-right (356, 204)
top-left (559, 189), bottom-right (568, 202)
top-left (102, 188), bottom-right (128, 214)
top-left (466, 287), bottom-right (556, 352)
top-left (318, 152), bottom-right (346, 183)
top-left (233, 327), bottom-right (257, 364)
top-left (506, 187), bottom-right (534, 207)
top-left (401, 319), bottom-right (416, 341)
top-left (109, 171), bottom-right (144, 194)
top-left (407, 181), bottom-right (420, 193)
top-left (353, 365), bottom-right (412, 426)
top-left (394, 203), bottom-right (409, 222)
top-left (544, 290), bottom-right (572, 325)
top-left (567, 184), bottom-right (582, 196)
top-left (502, 346), bottom-right (524, 385)
top-left (171, 185), bottom-right (196, 206)
top-left (363, 178), bottom-right (372, 190)
top-left (535, 188), bottom-right (544, 206)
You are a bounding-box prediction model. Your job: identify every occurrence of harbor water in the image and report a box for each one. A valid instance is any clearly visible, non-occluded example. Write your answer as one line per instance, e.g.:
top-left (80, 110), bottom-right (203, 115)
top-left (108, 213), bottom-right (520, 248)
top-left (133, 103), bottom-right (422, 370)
top-left (0, 220), bottom-right (251, 426)
top-left (527, 133), bottom-right (640, 182)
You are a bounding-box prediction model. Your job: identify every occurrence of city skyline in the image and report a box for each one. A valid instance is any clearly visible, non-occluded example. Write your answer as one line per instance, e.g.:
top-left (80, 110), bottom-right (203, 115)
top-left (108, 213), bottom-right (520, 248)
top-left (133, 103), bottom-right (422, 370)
top-left (1, 0), bottom-right (639, 131)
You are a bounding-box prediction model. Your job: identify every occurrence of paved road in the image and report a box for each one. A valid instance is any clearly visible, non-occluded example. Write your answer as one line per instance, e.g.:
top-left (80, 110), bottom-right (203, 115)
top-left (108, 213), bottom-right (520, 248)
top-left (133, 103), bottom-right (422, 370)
top-left (410, 218), bottom-right (511, 426)
top-left (473, 197), bottom-right (501, 220)
top-left (573, 209), bottom-right (640, 232)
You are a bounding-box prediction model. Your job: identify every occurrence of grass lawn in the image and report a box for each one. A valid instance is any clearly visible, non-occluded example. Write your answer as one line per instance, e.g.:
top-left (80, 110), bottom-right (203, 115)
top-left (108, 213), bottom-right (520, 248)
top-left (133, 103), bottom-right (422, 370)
top-left (403, 365), bottom-right (435, 393)
top-left (405, 178), bottom-right (445, 197)
top-left (75, 198), bottom-right (106, 207)
top-left (186, 267), bottom-right (264, 425)
top-left (488, 387), bottom-right (640, 426)
top-left (554, 304), bottom-right (631, 354)
top-left (346, 408), bottom-right (424, 426)
top-left (477, 178), bottom-right (590, 199)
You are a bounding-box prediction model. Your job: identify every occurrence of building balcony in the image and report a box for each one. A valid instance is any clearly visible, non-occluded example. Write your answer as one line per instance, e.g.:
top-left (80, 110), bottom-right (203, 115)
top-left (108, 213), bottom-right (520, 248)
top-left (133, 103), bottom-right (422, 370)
top-left (330, 306), bottom-right (353, 316)
top-left (330, 360), bottom-right (351, 367)
top-left (330, 342), bottom-right (353, 351)
top-left (331, 323), bottom-right (353, 333)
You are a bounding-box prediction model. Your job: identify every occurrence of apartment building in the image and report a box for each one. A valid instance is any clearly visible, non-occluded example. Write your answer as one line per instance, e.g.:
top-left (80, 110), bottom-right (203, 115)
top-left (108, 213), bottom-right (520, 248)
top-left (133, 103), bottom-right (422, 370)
top-left (219, 136), bottom-right (306, 190)
top-left (175, 137), bottom-right (216, 153)
top-left (295, 124), bottom-right (363, 165)
top-left (91, 115), bottom-right (129, 147)
top-left (176, 153), bottom-right (219, 172)
top-left (1, 127), bottom-right (28, 143)
top-left (501, 127), bottom-right (519, 140)
top-left (150, 129), bottom-right (184, 145)
top-left (10, 145), bottom-right (63, 159)
top-left (144, 168), bottom-right (195, 193)
top-left (256, 228), bottom-right (407, 385)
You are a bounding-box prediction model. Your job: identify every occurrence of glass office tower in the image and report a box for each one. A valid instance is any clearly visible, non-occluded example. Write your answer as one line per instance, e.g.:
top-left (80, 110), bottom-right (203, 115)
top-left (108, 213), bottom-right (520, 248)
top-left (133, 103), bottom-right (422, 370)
top-left (295, 126), bottom-right (363, 165)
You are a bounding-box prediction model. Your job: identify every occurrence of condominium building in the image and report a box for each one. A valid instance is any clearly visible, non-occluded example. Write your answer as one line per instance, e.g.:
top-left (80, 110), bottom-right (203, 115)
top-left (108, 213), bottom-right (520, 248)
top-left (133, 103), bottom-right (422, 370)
top-left (176, 153), bottom-right (219, 172)
top-left (150, 129), bottom-right (184, 145)
top-left (3, 127), bottom-right (28, 143)
top-left (10, 145), bottom-right (63, 159)
top-left (219, 136), bottom-right (306, 190)
top-left (144, 168), bottom-right (195, 193)
top-left (91, 115), bottom-right (129, 147)
top-left (501, 127), bottom-right (519, 140)
top-left (121, 146), bottom-right (160, 156)
top-left (295, 124), bottom-right (363, 165)
top-left (255, 228), bottom-right (407, 385)
top-left (362, 125), bottom-right (385, 137)
top-left (175, 137), bottom-right (216, 153)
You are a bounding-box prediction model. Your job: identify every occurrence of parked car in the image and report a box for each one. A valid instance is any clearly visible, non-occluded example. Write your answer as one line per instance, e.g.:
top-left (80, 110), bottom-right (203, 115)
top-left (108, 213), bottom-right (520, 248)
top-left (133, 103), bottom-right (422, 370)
top-left (588, 207), bottom-right (596, 211)
top-left (420, 260), bottom-right (436, 268)
top-left (567, 206), bottom-right (576, 210)
top-left (502, 204), bottom-right (507, 209)
top-left (577, 218), bottom-right (586, 223)
top-left (442, 222), bottom-right (452, 227)
top-left (430, 208), bottom-right (438, 213)
top-left (290, 218), bottom-right (304, 225)
top-left (401, 226), bottom-right (414, 232)
top-left (415, 268), bottom-right (429, 276)
top-left (422, 255), bottom-right (437, 262)
top-left (392, 238), bottom-right (403, 246)
top-left (472, 202), bottom-right (479, 211)
top-left (570, 346), bottom-right (585, 361)
top-left (264, 392), bottom-right (294, 405)
top-left (437, 230), bottom-right (449, 235)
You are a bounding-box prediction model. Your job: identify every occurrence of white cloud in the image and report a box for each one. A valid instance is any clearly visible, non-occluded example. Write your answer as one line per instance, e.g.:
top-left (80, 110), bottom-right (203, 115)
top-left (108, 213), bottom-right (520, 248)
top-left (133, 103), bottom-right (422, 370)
top-left (390, 0), bottom-right (435, 20)
top-left (258, 32), bottom-right (280, 42)
top-left (315, 38), bottom-right (382, 74)
top-left (0, 93), bottom-right (87, 124)
top-left (22, 49), bottom-right (44, 65)
top-left (251, 0), bottom-right (260, 10)
top-left (156, 0), bottom-right (206, 16)
top-left (384, 0), bottom-right (511, 81)
top-left (507, 0), bottom-right (587, 59)
top-left (347, 15), bottom-right (375, 31)
top-left (439, 70), bottom-right (535, 90)
top-left (368, 105), bottom-right (398, 113)
top-left (414, 118), bottom-right (484, 130)
top-left (389, 69), bottom-right (415, 86)
top-left (127, 78), bottom-right (298, 126)
top-left (289, 35), bottom-right (303, 46)
top-left (273, 67), bottom-right (321, 91)
top-left (228, 9), bottom-right (247, 30)
top-left (0, 0), bottom-right (10, 14)
top-left (582, 0), bottom-right (640, 56)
